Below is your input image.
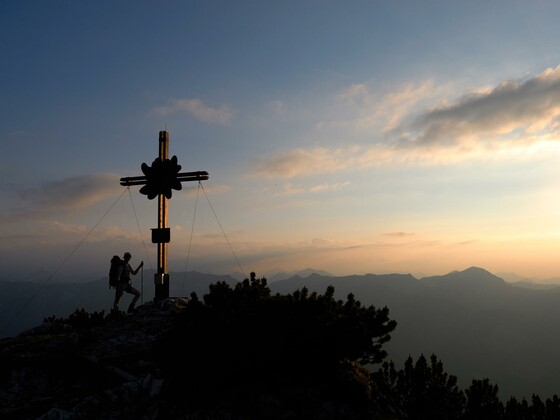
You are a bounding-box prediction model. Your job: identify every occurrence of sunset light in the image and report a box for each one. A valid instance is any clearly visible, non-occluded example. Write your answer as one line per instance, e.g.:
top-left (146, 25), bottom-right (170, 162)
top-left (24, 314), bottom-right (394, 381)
top-left (2, 1), bottom-right (560, 282)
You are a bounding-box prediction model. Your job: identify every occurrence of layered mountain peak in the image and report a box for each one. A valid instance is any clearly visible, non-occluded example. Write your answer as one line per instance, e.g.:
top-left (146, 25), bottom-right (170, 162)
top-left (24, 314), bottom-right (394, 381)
top-left (420, 266), bottom-right (506, 287)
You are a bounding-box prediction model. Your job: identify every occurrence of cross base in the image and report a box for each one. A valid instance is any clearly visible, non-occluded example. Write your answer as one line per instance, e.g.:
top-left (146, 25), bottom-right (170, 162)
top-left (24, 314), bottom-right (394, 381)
top-left (155, 273), bottom-right (170, 301)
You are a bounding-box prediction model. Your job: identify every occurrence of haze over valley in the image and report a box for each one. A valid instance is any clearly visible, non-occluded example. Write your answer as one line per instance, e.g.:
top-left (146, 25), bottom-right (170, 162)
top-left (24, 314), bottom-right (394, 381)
top-left (2, 266), bottom-right (559, 399)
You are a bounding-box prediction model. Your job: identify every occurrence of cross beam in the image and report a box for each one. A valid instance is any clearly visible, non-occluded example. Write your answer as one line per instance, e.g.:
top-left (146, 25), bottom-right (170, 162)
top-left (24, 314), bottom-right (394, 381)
top-left (120, 172), bottom-right (209, 186)
top-left (120, 131), bottom-right (209, 301)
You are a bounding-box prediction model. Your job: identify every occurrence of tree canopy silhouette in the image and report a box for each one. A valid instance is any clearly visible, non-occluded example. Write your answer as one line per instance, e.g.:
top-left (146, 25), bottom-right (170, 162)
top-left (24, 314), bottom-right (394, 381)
top-left (154, 273), bottom-right (397, 407)
top-left (378, 354), bottom-right (465, 420)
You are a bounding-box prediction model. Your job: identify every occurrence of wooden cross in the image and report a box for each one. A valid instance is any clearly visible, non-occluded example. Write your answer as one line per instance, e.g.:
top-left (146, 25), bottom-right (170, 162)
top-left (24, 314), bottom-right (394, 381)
top-left (120, 131), bottom-right (209, 301)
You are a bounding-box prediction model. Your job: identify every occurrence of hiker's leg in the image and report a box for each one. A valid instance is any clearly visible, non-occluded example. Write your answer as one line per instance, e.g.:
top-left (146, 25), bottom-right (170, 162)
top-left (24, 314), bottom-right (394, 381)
top-left (127, 286), bottom-right (141, 313)
top-left (114, 286), bottom-right (124, 311)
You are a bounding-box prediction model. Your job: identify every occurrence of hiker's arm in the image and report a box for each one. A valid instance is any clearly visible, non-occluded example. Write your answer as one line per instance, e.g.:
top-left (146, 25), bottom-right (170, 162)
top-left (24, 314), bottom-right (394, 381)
top-left (132, 261), bottom-right (144, 275)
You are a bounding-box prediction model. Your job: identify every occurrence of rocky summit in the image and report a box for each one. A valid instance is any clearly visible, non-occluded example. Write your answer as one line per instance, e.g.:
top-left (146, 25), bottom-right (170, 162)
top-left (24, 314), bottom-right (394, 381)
top-left (0, 299), bottom-right (185, 419)
top-left (0, 295), bottom-right (380, 420)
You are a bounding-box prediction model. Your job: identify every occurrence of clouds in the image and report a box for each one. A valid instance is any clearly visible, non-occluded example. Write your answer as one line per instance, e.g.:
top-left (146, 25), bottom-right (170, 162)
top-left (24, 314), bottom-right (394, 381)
top-left (182, 184), bottom-right (231, 196)
top-left (309, 182), bottom-right (350, 193)
top-left (2, 173), bottom-right (122, 222)
top-left (251, 147), bottom-right (359, 178)
top-left (249, 144), bottom-right (405, 179)
top-left (339, 80), bottom-right (440, 132)
top-left (251, 65), bottom-right (560, 179)
top-left (152, 98), bottom-right (234, 125)
top-left (21, 173), bottom-right (121, 210)
top-left (383, 232), bottom-right (415, 238)
top-left (401, 65), bottom-right (560, 149)
top-left (267, 181), bottom-right (351, 196)
top-left (176, 232), bottom-right (477, 277)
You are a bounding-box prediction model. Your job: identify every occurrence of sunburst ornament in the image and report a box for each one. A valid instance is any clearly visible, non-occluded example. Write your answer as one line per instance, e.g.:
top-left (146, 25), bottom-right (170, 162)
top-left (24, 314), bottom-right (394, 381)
top-left (139, 155), bottom-right (182, 199)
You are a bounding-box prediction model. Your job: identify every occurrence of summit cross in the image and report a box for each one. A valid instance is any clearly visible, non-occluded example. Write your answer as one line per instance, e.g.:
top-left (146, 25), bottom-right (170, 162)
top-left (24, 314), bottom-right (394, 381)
top-left (120, 130), bottom-right (209, 301)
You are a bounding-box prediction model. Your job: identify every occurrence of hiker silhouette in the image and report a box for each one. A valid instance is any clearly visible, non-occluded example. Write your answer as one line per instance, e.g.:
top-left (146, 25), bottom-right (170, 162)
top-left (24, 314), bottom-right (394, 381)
top-left (113, 252), bottom-right (143, 313)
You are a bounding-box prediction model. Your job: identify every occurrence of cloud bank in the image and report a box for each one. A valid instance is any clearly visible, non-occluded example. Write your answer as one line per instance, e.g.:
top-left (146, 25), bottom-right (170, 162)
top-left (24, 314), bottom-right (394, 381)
top-left (2, 173), bottom-right (122, 222)
top-left (339, 79), bottom-right (439, 132)
top-left (252, 65), bottom-right (560, 178)
top-left (402, 65), bottom-right (560, 149)
top-left (251, 147), bottom-right (359, 178)
top-left (152, 98), bottom-right (234, 125)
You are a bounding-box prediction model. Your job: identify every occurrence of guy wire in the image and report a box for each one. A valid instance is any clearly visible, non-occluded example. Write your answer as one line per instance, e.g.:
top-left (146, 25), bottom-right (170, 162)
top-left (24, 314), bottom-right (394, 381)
top-left (128, 187), bottom-right (154, 271)
top-left (200, 182), bottom-right (246, 279)
top-left (0, 187), bottom-right (129, 337)
top-left (182, 182), bottom-right (201, 297)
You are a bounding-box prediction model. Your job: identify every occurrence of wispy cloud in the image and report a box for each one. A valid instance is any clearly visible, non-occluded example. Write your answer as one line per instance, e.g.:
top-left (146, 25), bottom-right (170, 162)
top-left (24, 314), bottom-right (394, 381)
top-left (383, 232), bottom-right (415, 238)
top-left (251, 66), bottom-right (560, 179)
top-left (20, 173), bottom-right (121, 211)
top-left (259, 181), bottom-right (350, 196)
top-left (339, 79), bottom-right (442, 132)
top-left (43, 220), bottom-right (87, 235)
top-left (182, 184), bottom-right (231, 196)
top-left (1, 173), bottom-right (122, 222)
top-left (399, 65), bottom-right (560, 149)
top-left (449, 239), bottom-right (478, 247)
top-left (308, 181), bottom-right (350, 193)
top-left (274, 183), bottom-right (306, 196)
top-left (31, 221), bottom-right (142, 245)
top-left (152, 98), bottom-right (234, 124)
top-left (251, 147), bottom-right (359, 178)
top-left (268, 100), bottom-right (286, 116)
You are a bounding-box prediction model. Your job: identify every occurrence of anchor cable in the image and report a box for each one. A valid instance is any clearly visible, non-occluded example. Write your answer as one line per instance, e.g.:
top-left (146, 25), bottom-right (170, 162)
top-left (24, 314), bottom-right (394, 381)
top-left (182, 182), bottom-right (201, 296)
top-left (128, 187), bottom-right (154, 272)
top-left (200, 182), bottom-right (246, 279)
top-left (0, 187), bottom-right (129, 337)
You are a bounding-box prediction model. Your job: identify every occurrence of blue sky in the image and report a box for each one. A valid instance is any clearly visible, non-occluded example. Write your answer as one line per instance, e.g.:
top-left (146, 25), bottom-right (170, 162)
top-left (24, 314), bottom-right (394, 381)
top-left (3, 1), bottom-right (560, 281)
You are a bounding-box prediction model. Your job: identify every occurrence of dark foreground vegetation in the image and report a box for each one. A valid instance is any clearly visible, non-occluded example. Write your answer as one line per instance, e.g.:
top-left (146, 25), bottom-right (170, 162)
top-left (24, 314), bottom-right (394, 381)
top-left (1, 273), bottom-right (559, 419)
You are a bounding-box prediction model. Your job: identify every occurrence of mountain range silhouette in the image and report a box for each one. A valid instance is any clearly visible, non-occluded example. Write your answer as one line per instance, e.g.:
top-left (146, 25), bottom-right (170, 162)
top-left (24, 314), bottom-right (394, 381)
top-left (1, 266), bottom-right (559, 398)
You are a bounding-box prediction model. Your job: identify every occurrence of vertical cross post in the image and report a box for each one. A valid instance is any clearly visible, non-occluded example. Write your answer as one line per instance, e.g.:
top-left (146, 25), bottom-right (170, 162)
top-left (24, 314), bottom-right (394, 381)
top-left (120, 130), bottom-right (209, 302)
top-left (155, 130), bottom-right (169, 300)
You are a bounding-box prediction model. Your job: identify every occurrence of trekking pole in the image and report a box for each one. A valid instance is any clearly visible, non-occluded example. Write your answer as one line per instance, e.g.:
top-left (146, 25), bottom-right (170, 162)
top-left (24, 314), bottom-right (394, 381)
top-left (141, 265), bottom-right (144, 305)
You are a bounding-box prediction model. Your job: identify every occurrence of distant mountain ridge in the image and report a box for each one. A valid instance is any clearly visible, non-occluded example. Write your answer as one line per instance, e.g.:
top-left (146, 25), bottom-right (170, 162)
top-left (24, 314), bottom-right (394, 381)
top-left (265, 267), bottom-right (334, 282)
top-left (498, 271), bottom-right (560, 289)
top-left (0, 270), bottom-right (238, 338)
top-left (2, 266), bottom-right (560, 398)
top-left (269, 266), bottom-right (560, 398)
top-left (420, 266), bottom-right (505, 286)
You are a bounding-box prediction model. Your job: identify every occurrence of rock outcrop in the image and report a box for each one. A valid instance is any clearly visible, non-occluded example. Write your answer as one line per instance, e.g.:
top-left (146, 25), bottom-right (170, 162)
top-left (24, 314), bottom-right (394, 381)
top-left (0, 299), bottom-right (183, 419)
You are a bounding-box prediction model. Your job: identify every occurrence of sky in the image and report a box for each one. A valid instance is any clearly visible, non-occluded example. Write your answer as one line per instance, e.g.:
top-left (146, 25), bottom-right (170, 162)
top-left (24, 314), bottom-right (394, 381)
top-left (2, 1), bottom-right (560, 281)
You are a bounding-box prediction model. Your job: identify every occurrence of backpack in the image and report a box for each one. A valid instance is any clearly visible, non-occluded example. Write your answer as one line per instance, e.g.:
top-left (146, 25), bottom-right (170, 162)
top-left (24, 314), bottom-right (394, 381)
top-left (109, 255), bottom-right (122, 288)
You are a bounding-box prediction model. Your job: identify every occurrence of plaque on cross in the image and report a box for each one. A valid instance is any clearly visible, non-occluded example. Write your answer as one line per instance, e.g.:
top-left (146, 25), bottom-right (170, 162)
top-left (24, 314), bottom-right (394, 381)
top-left (120, 131), bottom-right (209, 301)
